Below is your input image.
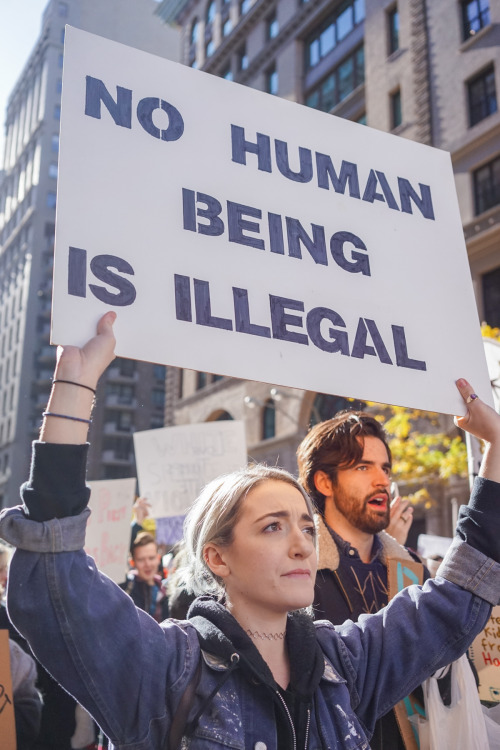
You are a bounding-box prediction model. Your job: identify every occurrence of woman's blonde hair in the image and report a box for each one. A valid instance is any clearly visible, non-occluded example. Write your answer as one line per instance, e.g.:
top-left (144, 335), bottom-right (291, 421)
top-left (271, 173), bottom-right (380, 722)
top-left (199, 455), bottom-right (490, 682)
top-left (181, 464), bottom-right (314, 597)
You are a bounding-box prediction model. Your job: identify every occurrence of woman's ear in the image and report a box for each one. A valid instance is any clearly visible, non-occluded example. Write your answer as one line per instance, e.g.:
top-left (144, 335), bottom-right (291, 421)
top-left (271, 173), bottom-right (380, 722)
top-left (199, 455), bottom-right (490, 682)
top-left (204, 544), bottom-right (230, 579)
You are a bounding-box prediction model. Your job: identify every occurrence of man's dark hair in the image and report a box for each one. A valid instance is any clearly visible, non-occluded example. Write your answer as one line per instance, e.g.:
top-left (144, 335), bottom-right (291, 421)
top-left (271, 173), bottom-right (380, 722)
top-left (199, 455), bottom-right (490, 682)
top-left (297, 411), bottom-right (391, 516)
top-left (131, 531), bottom-right (157, 558)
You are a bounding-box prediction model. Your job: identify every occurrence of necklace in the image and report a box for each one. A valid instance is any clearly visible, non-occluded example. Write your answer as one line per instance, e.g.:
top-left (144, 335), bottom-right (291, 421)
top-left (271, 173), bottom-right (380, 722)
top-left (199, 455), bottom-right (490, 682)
top-left (246, 628), bottom-right (286, 641)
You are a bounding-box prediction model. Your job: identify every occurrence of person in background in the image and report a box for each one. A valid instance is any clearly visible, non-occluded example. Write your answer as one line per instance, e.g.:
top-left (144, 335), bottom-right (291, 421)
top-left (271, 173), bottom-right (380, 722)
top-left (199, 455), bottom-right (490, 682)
top-left (120, 531), bottom-right (169, 622)
top-left (0, 540), bottom-right (11, 602)
top-left (165, 541), bottom-right (196, 620)
top-left (297, 410), bottom-right (429, 750)
top-left (9, 637), bottom-right (42, 749)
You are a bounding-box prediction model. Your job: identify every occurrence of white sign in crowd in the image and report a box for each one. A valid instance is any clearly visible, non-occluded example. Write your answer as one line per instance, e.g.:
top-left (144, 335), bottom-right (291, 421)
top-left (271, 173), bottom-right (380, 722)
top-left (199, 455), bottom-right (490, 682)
top-left (85, 477), bottom-right (136, 582)
top-left (133, 421), bottom-right (247, 518)
top-left (51, 26), bottom-right (492, 416)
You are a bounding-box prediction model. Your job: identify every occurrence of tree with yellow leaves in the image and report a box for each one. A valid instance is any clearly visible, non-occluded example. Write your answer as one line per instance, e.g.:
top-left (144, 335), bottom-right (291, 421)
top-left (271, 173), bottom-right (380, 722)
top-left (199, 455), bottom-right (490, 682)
top-left (372, 324), bottom-right (494, 509)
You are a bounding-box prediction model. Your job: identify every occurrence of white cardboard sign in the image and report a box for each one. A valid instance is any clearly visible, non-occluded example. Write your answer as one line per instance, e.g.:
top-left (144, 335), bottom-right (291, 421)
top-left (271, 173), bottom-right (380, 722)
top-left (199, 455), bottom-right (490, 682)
top-left (51, 26), bottom-right (492, 415)
top-left (133, 421), bottom-right (247, 517)
top-left (469, 605), bottom-right (500, 702)
top-left (85, 477), bottom-right (136, 583)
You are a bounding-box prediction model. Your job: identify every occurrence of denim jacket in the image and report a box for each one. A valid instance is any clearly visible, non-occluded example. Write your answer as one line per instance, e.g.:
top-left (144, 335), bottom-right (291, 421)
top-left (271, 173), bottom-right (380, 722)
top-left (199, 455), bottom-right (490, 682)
top-left (1, 457), bottom-right (500, 750)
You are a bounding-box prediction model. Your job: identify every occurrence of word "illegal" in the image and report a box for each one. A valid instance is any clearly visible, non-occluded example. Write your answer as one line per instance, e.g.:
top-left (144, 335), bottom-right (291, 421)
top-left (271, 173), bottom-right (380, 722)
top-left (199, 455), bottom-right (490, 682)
top-left (174, 274), bottom-right (426, 371)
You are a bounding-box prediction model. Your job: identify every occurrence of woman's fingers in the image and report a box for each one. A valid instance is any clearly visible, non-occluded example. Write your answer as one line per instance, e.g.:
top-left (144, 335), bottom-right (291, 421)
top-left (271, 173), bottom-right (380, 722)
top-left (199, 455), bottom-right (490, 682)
top-left (454, 378), bottom-right (500, 443)
top-left (55, 312), bottom-right (117, 386)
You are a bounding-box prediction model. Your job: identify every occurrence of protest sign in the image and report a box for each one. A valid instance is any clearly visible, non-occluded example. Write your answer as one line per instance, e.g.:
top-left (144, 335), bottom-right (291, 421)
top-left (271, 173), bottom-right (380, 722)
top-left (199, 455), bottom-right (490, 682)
top-left (86, 477), bottom-right (136, 582)
top-left (133, 421), bottom-right (247, 517)
top-left (0, 630), bottom-right (16, 750)
top-left (51, 26), bottom-right (491, 415)
top-left (469, 605), bottom-right (500, 702)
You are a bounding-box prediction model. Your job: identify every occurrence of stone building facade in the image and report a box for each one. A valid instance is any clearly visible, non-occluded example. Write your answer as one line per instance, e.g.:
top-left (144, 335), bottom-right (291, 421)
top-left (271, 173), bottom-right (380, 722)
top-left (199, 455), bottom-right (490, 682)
top-left (154, 0), bottom-right (500, 538)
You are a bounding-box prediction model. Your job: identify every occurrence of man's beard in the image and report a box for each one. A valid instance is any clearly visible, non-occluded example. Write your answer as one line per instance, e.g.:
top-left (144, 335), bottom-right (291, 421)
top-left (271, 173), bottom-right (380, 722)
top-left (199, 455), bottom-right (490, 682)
top-left (333, 485), bottom-right (390, 534)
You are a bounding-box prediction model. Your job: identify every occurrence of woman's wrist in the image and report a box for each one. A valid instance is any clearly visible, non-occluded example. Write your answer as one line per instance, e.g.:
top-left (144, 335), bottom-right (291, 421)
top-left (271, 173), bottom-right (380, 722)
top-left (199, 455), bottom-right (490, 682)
top-left (39, 380), bottom-right (96, 444)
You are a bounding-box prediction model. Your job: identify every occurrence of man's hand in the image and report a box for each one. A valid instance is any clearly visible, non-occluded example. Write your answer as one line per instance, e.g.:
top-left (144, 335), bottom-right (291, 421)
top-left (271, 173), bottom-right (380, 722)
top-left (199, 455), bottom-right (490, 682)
top-left (387, 496), bottom-right (413, 546)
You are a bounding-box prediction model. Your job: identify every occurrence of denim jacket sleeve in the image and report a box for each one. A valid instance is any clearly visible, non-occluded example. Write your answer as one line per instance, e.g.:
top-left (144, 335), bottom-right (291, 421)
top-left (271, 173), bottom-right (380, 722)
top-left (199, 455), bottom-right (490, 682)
top-left (316, 534), bottom-right (500, 738)
top-left (0, 509), bottom-right (202, 748)
top-left (0, 447), bottom-right (204, 750)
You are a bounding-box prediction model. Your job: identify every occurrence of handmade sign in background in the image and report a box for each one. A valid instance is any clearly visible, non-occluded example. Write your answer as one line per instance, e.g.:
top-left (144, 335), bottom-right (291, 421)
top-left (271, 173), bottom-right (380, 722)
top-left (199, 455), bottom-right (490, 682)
top-left (85, 477), bottom-right (136, 583)
top-left (469, 605), bottom-right (500, 702)
top-left (51, 26), bottom-right (492, 415)
top-left (0, 631), bottom-right (16, 750)
top-left (133, 421), bottom-right (247, 518)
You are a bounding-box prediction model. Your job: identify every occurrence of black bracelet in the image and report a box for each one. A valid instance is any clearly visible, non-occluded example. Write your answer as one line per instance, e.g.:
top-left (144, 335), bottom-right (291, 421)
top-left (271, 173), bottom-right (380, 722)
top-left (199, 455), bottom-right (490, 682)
top-left (42, 412), bottom-right (92, 425)
top-left (52, 379), bottom-right (96, 395)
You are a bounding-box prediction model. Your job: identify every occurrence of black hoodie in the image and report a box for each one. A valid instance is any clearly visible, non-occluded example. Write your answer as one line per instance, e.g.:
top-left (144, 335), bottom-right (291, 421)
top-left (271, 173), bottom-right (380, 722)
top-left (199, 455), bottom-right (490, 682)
top-left (187, 597), bottom-right (327, 750)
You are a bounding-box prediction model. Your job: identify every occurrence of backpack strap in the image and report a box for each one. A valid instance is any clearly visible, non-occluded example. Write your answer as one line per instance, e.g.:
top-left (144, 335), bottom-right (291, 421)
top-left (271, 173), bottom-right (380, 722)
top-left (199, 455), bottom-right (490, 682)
top-left (168, 656), bottom-right (202, 750)
top-left (166, 618), bottom-right (241, 750)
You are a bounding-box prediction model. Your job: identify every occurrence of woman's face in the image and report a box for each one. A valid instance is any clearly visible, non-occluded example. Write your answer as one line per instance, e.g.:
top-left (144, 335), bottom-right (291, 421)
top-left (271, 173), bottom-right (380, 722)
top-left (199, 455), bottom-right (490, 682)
top-left (209, 480), bottom-right (317, 617)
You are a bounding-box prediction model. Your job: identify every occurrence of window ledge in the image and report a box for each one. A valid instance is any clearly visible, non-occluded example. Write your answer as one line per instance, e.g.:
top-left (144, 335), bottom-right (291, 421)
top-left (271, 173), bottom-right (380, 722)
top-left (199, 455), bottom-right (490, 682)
top-left (460, 23), bottom-right (493, 52)
top-left (390, 120), bottom-right (412, 136)
top-left (387, 47), bottom-right (406, 63)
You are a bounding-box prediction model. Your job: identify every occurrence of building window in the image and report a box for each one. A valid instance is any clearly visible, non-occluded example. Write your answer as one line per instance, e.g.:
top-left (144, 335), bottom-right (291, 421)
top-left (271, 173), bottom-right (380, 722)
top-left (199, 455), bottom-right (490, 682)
top-left (356, 112), bottom-right (367, 124)
top-left (47, 192), bottom-right (57, 209)
top-left (56, 78), bottom-right (62, 93)
top-left (116, 410), bottom-right (133, 431)
top-left (240, 0), bottom-right (252, 14)
top-left (197, 371), bottom-right (208, 389)
top-left (206, 0), bottom-right (216, 25)
top-left (150, 415), bottom-right (164, 429)
top-left (310, 393), bottom-right (364, 426)
top-left (51, 134), bottom-right (59, 152)
top-left (58, 53), bottom-right (64, 68)
top-left (266, 65), bottom-right (278, 95)
top-left (468, 66), bottom-right (497, 126)
top-left (223, 18), bottom-right (232, 36)
top-left (151, 389), bottom-right (165, 408)
top-left (238, 45), bottom-right (249, 71)
top-left (191, 19), bottom-right (199, 45)
top-left (48, 163), bottom-right (58, 179)
top-left (305, 0), bottom-right (365, 70)
top-left (206, 39), bottom-right (215, 57)
top-left (116, 357), bottom-right (136, 377)
top-left (222, 65), bottom-right (233, 81)
top-left (153, 364), bottom-right (166, 381)
top-left (305, 46), bottom-right (364, 112)
top-left (262, 400), bottom-right (276, 440)
top-left (474, 155), bottom-right (500, 214)
top-left (391, 88), bottom-right (402, 128)
top-left (58, 2), bottom-right (68, 17)
top-left (60, 28), bottom-right (65, 44)
top-left (267, 12), bottom-right (279, 40)
top-left (54, 104), bottom-right (61, 120)
top-left (214, 410), bottom-right (233, 421)
top-left (388, 6), bottom-right (399, 54)
top-left (482, 266), bottom-right (500, 327)
top-left (461, 0), bottom-right (490, 41)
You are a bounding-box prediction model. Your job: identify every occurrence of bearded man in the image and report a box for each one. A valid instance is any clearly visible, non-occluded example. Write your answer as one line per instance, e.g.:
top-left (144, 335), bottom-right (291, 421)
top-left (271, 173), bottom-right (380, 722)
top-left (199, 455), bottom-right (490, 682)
top-left (297, 411), bottom-right (428, 750)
